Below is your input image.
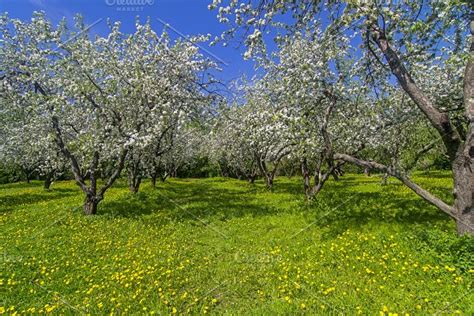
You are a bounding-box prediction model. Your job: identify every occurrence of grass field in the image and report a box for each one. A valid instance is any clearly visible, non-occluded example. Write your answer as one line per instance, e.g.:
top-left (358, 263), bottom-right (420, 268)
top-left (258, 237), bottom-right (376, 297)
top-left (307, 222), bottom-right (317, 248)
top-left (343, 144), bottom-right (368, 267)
top-left (1, 173), bottom-right (473, 315)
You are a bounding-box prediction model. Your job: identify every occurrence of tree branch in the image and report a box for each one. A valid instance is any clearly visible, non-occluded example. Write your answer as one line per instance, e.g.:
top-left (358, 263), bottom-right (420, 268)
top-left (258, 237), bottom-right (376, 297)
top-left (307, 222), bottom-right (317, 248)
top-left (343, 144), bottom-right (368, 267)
top-left (52, 116), bottom-right (89, 194)
top-left (333, 153), bottom-right (457, 219)
top-left (98, 149), bottom-right (128, 197)
top-left (370, 26), bottom-right (462, 161)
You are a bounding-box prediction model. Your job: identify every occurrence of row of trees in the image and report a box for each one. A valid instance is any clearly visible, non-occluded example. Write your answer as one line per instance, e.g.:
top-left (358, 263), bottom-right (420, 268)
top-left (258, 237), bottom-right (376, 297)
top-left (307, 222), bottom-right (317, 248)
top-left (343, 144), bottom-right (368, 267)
top-left (1, 1), bottom-right (472, 235)
top-left (0, 13), bottom-right (217, 214)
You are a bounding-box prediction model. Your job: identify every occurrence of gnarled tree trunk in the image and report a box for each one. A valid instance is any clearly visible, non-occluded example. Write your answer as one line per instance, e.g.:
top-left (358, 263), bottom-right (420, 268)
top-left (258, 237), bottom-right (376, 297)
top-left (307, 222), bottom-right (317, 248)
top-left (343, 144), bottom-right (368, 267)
top-left (129, 175), bottom-right (141, 194)
top-left (453, 132), bottom-right (473, 235)
top-left (301, 157), bottom-right (311, 196)
top-left (84, 194), bottom-right (101, 215)
top-left (43, 171), bottom-right (53, 190)
top-left (453, 176), bottom-right (473, 235)
top-left (265, 176), bottom-right (274, 189)
top-left (455, 16), bottom-right (474, 234)
top-left (127, 158), bottom-right (142, 194)
top-left (255, 146), bottom-right (291, 189)
top-left (128, 168), bottom-right (142, 194)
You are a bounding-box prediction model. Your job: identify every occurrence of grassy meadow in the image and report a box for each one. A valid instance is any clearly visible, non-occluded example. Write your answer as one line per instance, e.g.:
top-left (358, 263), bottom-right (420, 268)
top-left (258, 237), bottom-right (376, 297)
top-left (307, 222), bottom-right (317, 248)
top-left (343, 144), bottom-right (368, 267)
top-left (1, 173), bottom-right (473, 315)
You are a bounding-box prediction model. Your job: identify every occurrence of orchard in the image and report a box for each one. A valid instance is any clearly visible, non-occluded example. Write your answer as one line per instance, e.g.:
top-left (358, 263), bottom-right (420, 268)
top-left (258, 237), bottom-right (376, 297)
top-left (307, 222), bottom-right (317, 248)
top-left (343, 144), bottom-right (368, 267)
top-left (0, 1), bottom-right (473, 314)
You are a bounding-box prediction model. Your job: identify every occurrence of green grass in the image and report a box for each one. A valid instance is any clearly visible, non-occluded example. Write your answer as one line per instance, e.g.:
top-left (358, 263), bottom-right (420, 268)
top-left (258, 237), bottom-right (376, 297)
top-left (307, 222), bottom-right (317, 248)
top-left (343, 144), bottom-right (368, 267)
top-left (1, 173), bottom-right (473, 315)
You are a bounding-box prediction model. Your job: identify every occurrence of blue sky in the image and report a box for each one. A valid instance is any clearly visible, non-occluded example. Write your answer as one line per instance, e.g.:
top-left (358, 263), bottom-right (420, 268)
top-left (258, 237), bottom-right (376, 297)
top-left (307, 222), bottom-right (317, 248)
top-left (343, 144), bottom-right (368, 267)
top-left (0, 0), bottom-right (257, 84)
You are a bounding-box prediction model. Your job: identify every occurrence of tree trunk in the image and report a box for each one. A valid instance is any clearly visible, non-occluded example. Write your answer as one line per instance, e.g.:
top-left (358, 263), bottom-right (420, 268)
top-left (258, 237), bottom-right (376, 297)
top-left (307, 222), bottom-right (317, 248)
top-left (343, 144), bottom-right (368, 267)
top-left (311, 182), bottom-right (324, 197)
top-left (83, 195), bottom-right (99, 215)
top-left (314, 171), bottom-right (320, 187)
top-left (128, 174), bottom-right (141, 194)
top-left (25, 169), bottom-right (31, 183)
top-left (83, 170), bottom-right (91, 181)
top-left (248, 174), bottom-right (256, 184)
top-left (370, 26), bottom-right (462, 162)
top-left (364, 167), bottom-right (371, 177)
top-left (453, 143), bottom-right (473, 235)
top-left (129, 177), bottom-right (141, 194)
top-left (453, 14), bottom-right (473, 235)
top-left (381, 173), bottom-right (388, 186)
top-left (151, 174), bottom-right (157, 188)
top-left (265, 175), bottom-right (274, 189)
top-left (333, 164), bottom-right (344, 179)
top-left (309, 171), bottom-right (331, 199)
top-left (128, 166), bottom-right (142, 193)
top-left (301, 158), bottom-right (311, 196)
top-left (43, 173), bottom-right (53, 190)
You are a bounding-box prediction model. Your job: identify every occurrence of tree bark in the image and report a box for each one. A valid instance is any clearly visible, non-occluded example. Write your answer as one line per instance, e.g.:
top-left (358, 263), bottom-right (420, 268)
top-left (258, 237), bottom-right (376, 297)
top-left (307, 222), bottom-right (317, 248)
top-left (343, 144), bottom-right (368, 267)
top-left (454, 13), bottom-right (474, 235)
top-left (301, 157), bottom-right (311, 196)
top-left (265, 175), bottom-right (274, 189)
top-left (256, 148), bottom-right (290, 189)
top-left (129, 176), bottom-right (141, 194)
top-left (83, 195), bottom-right (100, 215)
top-left (128, 168), bottom-right (142, 194)
top-left (151, 173), bottom-right (157, 188)
top-left (453, 146), bottom-right (474, 234)
top-left (310, 171), bottom-right (331, 198)
top-left (43, 172), bottom-right (53, 190)
top-left (171, 168), bottom-right (178, 178)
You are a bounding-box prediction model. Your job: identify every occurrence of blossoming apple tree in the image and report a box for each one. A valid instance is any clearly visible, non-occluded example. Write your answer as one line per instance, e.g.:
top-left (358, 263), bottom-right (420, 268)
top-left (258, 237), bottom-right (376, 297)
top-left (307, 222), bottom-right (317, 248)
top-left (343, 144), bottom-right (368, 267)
top-left (211, 81), bottom-right (297, 188)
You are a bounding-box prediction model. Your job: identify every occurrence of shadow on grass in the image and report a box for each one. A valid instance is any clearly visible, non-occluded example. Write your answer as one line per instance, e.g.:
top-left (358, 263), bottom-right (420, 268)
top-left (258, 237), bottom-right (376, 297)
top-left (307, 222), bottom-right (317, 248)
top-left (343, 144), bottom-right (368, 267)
top-left (0, 181), bottom-right (42, 190)
top-left (416, 170), bottom-right (453, 179)
top-left (305, 186), bottom-right (452, 238)
top-left (98, 191), bottom-right (176, 218)
top-left (97, 176), bottom-right (453, 237)
top-left (98, 180), bottom-right (282, 223)
top-left (0, 188), bottom-right (78, 212)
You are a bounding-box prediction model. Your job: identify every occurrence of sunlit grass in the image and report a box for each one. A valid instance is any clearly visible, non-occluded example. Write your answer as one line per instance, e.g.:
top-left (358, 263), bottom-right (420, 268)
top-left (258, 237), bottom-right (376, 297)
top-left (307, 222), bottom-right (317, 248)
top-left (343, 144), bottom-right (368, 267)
top-left (1, 173), bottom-right (473, 314)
